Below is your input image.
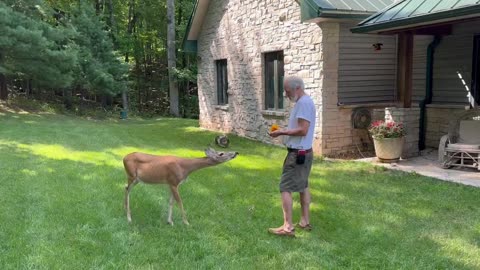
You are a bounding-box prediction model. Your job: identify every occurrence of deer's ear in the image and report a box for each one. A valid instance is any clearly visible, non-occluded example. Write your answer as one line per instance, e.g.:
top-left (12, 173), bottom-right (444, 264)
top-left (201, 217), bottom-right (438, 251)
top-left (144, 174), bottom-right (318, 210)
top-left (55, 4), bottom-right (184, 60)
top-left (205, 147), bottom-right (215, 156)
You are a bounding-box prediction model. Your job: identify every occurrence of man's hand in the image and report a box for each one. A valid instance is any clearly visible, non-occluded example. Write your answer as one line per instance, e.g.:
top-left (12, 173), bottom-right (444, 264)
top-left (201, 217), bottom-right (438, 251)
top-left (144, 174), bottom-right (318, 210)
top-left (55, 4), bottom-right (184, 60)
top-left (268, 119), bottom-right (310, 138)
top-left (269, 129), bottom-right (283, 138)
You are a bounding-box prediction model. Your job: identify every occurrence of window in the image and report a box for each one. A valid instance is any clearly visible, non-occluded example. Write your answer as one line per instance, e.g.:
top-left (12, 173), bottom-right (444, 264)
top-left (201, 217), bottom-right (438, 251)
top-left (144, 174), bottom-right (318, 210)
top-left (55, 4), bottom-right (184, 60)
top-left (471, 35), bottom-right (480, 106)
top-left (215, 59), bottom-right (228, 105)
top-left (264, 51), bottom-right (284, 110)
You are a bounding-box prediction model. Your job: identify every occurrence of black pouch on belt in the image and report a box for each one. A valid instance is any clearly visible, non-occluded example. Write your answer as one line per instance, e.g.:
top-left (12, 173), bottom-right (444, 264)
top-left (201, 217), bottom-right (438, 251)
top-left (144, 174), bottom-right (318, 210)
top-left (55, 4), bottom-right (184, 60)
top-left (296, 149), bottom-right (306, 164)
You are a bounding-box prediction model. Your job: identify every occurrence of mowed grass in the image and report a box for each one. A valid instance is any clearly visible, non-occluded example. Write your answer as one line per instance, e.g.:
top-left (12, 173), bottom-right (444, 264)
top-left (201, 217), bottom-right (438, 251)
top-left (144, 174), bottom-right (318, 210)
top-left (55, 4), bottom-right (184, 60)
top-left (0, 110), bottom-right (480, 269)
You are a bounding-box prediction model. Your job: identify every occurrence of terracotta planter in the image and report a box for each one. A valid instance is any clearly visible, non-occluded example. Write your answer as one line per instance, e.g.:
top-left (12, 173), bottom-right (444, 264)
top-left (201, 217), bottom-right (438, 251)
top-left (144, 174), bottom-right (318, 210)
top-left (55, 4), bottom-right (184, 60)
top-left (373, 137), bottom-right (405, 163)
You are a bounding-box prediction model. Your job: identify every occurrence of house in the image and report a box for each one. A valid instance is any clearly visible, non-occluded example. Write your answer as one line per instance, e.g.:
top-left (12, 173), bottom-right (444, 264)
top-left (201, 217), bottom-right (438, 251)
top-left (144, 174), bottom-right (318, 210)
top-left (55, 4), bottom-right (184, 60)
top-left (183, 0), bottom-right (419, 157)
top-left (352, 0), bottom-right (480, 154)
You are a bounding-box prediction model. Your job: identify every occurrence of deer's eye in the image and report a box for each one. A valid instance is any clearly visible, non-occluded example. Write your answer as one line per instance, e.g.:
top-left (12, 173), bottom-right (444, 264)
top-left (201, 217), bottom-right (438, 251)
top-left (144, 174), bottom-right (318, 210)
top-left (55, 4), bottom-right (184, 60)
top-left (219, 153), bottom-right (224, 156)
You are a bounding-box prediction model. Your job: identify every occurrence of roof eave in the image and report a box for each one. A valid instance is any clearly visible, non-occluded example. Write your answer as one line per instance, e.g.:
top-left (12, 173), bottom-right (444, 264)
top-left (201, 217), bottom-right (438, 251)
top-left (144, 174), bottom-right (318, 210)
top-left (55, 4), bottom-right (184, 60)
top-left (319, 10), bottom-right (375, 19)
top-left (352, 5), bottom-right (480, 34)
top-left (300, 0), bottom-right (376, 23)
top-left (182, 0), bottom-right (210, 53)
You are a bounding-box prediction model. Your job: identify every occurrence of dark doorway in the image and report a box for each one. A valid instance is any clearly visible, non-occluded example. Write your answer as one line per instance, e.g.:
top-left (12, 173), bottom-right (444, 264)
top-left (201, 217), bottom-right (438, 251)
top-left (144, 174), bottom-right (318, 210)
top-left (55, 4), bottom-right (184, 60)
top-left (471, 35), bottom-right (480, 106)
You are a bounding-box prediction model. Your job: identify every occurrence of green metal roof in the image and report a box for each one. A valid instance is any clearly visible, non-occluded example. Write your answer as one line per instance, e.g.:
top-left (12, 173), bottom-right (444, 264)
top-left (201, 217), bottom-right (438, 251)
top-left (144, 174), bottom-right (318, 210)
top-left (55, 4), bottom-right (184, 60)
top-left (301, 0), bottom-right (394, 22)
top-left (352, 0), bottom-right (480, 33)
top-left (312, 0), bottom-right (393, 12)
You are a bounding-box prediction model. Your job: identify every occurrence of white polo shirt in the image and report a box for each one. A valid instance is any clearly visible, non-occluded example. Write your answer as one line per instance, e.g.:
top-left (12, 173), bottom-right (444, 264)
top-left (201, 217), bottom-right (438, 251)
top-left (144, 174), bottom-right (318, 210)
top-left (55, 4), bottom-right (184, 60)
top-left (284, 95), bottom-right (316, 150)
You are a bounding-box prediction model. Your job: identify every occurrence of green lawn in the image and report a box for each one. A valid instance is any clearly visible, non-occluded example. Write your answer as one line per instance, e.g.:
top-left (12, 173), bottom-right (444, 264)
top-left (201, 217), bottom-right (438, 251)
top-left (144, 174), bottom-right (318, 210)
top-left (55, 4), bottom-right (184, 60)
top-left (1, 109), bottom-right (480, 269)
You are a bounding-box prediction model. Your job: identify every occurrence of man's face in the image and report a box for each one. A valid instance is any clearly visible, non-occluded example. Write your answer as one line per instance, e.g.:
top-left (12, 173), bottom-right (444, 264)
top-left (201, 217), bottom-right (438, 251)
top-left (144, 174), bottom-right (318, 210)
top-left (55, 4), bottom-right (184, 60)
top-left (284, 83), bottom-right (296, 102)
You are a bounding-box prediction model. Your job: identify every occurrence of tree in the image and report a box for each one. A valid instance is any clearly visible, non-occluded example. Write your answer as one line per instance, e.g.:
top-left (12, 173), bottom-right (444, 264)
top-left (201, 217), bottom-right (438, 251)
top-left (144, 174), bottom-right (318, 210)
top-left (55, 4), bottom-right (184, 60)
top-left (2, 0), bottom-right (196, 117)
top-left (0, 1), bottom-right (77, 100)
top-left (167, 0), bottom-right (179, 116)
top-left (69, 2), bottom-right (128, 102)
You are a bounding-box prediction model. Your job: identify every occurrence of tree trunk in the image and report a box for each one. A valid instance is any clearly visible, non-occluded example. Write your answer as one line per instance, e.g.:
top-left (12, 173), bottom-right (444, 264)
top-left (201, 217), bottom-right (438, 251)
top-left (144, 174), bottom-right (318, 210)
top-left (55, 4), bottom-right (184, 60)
top-left (167, 0), bottom-right (179, 116)
top-left (26, 79), bottom-right (33, 96)
top-left (0, 53), bottom-right (7, 101)
top-left (106, 0), bottom-right (116, 45)
top-left (122, 0), bottom-right (136, 117)
top-left (0, 73), bottom-right (7, 101)
top-left (63, 88), bottom-right (73, 110)
top-left (95, 0), bottom-right (103, 14)
top-left (101, 95), bottom-right (113, 109)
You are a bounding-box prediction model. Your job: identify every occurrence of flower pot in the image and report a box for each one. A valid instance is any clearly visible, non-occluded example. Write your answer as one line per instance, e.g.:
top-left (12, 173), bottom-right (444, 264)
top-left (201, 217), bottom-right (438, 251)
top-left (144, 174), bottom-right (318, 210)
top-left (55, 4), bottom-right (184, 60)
top-left (373, 137), bottom-right (405, 163)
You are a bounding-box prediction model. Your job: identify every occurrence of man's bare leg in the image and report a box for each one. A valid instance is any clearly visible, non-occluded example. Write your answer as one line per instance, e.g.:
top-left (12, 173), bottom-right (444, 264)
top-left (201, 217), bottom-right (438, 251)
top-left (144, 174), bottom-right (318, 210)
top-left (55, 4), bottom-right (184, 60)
top-left (269, 191), bottom-right (295, 232)
top-left (280, 191), bottom-right (294, 231)
top-left (299, 188), bottom-right (311, 226)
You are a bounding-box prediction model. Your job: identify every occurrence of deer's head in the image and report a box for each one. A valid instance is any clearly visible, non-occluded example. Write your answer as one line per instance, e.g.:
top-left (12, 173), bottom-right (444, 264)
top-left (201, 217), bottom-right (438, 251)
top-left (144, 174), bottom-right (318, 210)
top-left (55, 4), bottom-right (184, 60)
top-left (205, 147), bottom-right (238, 163)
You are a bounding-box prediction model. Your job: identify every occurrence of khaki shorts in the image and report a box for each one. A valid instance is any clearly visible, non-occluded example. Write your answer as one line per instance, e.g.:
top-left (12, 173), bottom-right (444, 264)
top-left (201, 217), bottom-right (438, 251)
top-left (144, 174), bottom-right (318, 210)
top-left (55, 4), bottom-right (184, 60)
top-left (279, 150), bottom-right (314, 192)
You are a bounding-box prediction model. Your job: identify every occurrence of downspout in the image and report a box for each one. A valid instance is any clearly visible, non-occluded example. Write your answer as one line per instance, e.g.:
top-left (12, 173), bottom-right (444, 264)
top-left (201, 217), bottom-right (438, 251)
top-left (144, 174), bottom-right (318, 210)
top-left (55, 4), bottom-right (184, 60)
top-left (419, 36), bottom-right (442, 150)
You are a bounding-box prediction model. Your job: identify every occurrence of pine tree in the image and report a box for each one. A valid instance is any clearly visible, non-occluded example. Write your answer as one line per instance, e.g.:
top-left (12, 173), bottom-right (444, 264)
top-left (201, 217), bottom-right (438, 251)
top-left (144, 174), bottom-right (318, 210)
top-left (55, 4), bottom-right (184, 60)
top-left (69, 2), bottom-right (128, 98)
top-left (0, 1), bottom-right (77, 100)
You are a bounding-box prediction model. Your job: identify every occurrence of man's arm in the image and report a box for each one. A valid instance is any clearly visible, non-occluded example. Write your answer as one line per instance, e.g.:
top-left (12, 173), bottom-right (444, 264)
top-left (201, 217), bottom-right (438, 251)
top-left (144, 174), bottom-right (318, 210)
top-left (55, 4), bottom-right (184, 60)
top-left (270, 118), bottom-right (310, 137)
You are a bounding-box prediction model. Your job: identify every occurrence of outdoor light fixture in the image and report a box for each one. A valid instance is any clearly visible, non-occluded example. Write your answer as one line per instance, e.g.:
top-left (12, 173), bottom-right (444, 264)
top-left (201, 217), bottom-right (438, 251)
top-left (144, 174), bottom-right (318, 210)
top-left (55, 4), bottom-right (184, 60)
top-left (373, 43), bottom-right (383, 51)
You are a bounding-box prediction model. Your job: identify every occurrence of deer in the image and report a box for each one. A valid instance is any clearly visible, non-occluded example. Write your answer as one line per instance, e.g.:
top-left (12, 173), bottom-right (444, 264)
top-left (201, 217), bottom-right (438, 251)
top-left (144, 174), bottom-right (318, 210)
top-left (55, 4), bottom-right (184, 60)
top-left (122, 147), bottom-right (238, 225)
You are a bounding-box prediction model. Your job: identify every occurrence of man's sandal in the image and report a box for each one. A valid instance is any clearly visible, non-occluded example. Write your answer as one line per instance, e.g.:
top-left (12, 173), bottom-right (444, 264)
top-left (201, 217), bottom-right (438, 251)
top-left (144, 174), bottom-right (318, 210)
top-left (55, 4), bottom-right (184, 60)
top-left (268, 227), bottom-right (295, 237)
top-left (295, 223), bottom-right (312, 231)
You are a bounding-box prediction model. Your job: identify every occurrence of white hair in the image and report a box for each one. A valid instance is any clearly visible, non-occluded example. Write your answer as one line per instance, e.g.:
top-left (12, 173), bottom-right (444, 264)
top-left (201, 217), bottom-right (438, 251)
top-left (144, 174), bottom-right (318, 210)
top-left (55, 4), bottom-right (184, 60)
top-left (284, 76), bottom-right (305, 91)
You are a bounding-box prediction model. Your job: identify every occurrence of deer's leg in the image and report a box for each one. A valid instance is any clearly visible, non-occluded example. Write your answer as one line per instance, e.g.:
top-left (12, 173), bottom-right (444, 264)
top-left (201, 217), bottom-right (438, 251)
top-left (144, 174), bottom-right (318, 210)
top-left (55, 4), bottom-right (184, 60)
top-left (125, 179), bottom-right (139, 223)
top-left (167, 194), bottom-right (175, 225)
top-left (170, 185), bottom-right (189, 225)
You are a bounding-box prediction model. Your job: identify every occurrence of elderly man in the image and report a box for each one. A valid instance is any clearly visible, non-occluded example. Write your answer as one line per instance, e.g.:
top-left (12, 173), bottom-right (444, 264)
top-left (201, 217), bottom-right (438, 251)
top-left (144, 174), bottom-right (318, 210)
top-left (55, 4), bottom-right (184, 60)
top-left (268, 75), bottom-right (316, 237)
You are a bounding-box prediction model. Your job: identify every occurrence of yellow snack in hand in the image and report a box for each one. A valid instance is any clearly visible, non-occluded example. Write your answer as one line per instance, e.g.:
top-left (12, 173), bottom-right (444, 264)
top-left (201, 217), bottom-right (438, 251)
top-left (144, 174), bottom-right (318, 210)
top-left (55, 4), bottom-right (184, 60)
top-left (270, 124), bottom-right (279, 132)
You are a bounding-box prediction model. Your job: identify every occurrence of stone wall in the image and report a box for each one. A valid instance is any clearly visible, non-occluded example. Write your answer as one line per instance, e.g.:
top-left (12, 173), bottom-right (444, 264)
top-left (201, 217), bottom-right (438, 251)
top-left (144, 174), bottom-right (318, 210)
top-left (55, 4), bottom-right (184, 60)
top-left (196, 0), bottom-right (324, 152)
top-left (424, 106), bottom-right (470, 148)
top-left (371, 107), bottom-right (421, 158)
top-left (317, 22), bottom-right (340, 155)
top-left (369, 106), bottom-right (471, 155)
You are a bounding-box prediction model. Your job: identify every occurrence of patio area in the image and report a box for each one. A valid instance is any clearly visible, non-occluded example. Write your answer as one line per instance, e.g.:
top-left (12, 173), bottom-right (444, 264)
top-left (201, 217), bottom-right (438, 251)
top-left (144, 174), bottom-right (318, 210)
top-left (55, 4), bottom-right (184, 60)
top-left (358, 149), bottom-right (480, 187)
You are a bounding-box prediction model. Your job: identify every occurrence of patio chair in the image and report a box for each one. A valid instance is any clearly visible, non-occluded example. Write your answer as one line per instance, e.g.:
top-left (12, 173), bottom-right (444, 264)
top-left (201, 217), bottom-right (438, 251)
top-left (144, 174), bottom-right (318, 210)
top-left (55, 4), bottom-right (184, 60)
top-left (438, 110), bottom-right (480, 171)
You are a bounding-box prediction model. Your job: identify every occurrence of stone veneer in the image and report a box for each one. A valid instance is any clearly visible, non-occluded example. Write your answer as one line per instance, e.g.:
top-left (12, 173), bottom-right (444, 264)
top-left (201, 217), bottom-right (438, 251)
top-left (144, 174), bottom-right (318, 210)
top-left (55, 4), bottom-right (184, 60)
top-left (197, 0), bottom-right (323, 152)
top-left (195, 0), bottom-right (400, 157)
top-left (373, 107), bottom-right (420, 158)
top-left (424, 106), bottom-right (472, 148)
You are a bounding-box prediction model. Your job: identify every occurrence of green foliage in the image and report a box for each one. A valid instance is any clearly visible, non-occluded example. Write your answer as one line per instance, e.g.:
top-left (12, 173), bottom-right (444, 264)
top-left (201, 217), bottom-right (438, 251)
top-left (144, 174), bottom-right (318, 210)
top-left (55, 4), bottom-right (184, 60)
top-left (3, 0), bottom-right (47, 18)
top-left (1, 0), bottom-right (197, 117)
top-left (173, 66), bottom-right (197, 82)
top-left (0, 1), bottom-right (77, 88)
top-left (69, 1), bottom-right (128, 96)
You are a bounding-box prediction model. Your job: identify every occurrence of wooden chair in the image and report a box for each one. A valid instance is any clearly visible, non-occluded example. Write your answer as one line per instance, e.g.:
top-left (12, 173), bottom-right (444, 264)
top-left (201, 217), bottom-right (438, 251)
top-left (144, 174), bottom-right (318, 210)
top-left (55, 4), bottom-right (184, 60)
top-left (438, 110), bottom-right (480, 171)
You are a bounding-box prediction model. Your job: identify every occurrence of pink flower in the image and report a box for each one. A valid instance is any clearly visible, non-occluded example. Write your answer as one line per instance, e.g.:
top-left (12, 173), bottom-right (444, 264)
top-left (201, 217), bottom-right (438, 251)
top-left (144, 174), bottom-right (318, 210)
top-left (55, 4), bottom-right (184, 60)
top-left (368, 120), bottom-right (406, 139)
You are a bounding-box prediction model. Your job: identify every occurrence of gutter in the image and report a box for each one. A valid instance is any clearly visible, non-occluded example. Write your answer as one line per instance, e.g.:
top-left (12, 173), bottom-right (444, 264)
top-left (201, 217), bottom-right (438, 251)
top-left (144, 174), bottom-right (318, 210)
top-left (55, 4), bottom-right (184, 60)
top-left (419, 36), bottom-right (442, 150)
top-left (318, 10), bottom-right (375, 20)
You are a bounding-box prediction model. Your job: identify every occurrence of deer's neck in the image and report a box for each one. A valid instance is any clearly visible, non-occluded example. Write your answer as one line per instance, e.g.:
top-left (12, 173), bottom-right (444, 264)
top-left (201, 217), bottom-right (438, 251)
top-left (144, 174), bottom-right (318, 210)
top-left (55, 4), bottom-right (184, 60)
top-left (180, 157), bottom-right (217, 177)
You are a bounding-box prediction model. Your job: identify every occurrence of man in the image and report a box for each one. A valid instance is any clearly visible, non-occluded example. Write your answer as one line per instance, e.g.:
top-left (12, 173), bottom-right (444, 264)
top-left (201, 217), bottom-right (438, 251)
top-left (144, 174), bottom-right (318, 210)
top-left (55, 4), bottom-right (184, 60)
top-left (268, 75), bottom-right (316, 237)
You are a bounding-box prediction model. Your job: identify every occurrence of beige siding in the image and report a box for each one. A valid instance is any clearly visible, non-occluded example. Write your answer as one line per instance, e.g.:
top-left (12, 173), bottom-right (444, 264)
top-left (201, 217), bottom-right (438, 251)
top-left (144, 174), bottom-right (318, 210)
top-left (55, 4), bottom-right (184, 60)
top-left (338, 23), bottom-right (397, 104)
top-left (412, 36), bottom-right (433, 103)
top-left (432, 21), bottom-right (479, 105)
